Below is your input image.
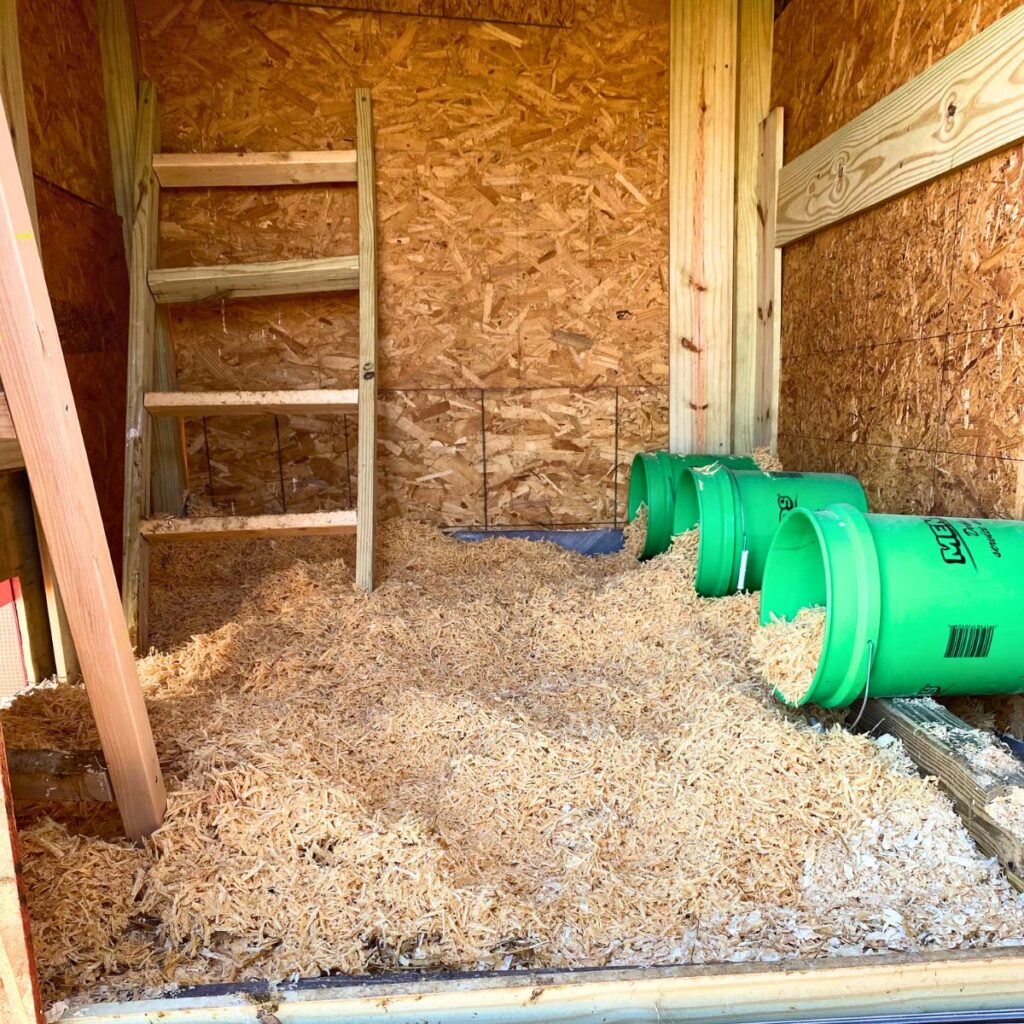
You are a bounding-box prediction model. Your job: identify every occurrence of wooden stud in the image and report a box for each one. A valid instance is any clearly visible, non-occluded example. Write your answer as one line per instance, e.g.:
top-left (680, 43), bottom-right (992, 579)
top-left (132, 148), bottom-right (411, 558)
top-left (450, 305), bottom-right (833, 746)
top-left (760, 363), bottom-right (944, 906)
top-left (7, 749), bottom-right (113, 804)
top-left (150, 308), bottom-right (188, 515)
top-left (355, 89), bottom-right (377, 593)
top-left (0, 727), bottom-right (42, 1024)
top-left (145, 388), bottom-right (358, 417)
top-left (148, 255), bottom-right (360, 304)
top-left (857, 699), bottom-right (1024, 890)
top-left (754, 107), bottom-right (784, 452)
top-left (153, 149), bottom-right (358, 188)
top-left (776, 4), bottom-right (1024, 246)
top-left (0, 98), bottom-right (166, 838)
top-left (121, 81), bottom-right (160, 651)
top-left (668, 0), bottom-right (738, 455)
top-left (0, 0), bottom-right (36, 236)
top-left (32, 503), bottom-right (77, 682)
top-left (731, 0), bottom-right (772, 455)
top-left (141, 509), bottom-right (358, 541)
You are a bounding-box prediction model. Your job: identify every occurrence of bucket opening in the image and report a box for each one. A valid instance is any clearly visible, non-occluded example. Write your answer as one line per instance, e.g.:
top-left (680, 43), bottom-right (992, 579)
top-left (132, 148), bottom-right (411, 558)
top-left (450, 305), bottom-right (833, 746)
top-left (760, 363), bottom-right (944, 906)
top-left (673, 469), bottom-right (700, 536)
top-left (626, 454), bottom-right (648, 523)
top-left (759, 510), bottom-right (831, 705)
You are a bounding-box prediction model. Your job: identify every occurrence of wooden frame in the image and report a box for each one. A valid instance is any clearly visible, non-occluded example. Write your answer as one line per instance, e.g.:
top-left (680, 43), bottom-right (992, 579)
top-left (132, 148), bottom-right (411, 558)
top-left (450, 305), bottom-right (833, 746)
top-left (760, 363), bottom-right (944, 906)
top-left (144, 389), bottom-right (358, 417)
top-left (153, 150), bottom-right (358, 188)
top-left (355, 87), bottom-right (377, 593)
top-left (668, 0), bottom-right (737, 455)
top-left (0, 98), bottom-right (165, 839)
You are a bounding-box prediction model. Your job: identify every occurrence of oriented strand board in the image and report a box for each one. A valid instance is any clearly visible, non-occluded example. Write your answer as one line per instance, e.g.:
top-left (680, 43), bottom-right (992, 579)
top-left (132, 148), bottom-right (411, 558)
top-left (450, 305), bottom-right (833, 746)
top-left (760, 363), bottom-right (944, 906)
top-left (19, 0), bottom-right (115, 208)
top-left (933, 451), bottom-right (1024, 520)
top-left (484, 388), bottom-right (615, 525)
top-left (615, 385), bottom-right (669, 522)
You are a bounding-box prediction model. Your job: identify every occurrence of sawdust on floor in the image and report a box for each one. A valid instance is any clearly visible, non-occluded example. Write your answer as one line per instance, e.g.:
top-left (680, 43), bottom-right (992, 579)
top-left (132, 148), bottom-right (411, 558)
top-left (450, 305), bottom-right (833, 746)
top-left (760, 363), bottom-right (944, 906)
top-left (4, 521), bottom-right (1024, 1008)
top-left (750, 607), bottom-right (827, 705)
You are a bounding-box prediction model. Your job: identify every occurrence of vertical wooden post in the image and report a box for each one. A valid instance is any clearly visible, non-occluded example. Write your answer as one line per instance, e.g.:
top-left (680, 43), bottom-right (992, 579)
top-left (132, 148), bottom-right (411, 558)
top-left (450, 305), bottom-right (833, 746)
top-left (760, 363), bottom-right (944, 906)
top-left (355, 88), bottom-right (377, 592)
top-left (121, 82), bottom-right (160, 650)
top-left (732, 0), bottom-right (773, 454)
top-left (755, 107), bottom-right (784, 452)
top-left (99, 0), bottom-right (187, 520)
top-left (0, 726), bottom-right (41, 1024)
top-left (0, 97), bottom-right (166, 839)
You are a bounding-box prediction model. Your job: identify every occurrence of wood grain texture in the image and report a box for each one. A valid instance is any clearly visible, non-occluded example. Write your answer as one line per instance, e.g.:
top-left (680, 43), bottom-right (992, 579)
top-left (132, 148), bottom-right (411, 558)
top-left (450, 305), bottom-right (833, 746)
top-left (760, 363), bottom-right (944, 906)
top-left (141, 509), bottom-right (357, 540)
top-left (668, 0), bottom-right (737, 455)
top-left (145, 389), bottom-right (358, 417)
top-left (0, 0), bottom-right (36, 231)
top-left (776, 5), bottom-right (1024, 246)
top-left (732, 0), bottom-right (773, 455)
top-left (858, 699), bottom-right (1024, 888)
top-left (355, 88), bottom-right (377, 592)
top-left (154, 150), bottom-right (358, 187)
top-left (149, 255), bottom-right (360, 303)
top-left (0, 726), bottom-right (41, 1024)
top-left (754, 107), bottom-right (783, 451)
top-left (0, 97), bottom-right (165, 839)
top-left (6, 749), bottom-right (112, 803)
top-left (121, 81), bottom-right (159, 652)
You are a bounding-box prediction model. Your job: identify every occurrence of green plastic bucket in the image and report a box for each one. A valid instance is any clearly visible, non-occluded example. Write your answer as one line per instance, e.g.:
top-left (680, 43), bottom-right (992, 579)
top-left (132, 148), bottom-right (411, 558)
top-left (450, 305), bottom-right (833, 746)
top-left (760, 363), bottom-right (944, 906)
top-left (674, 467), bottom-right (868, 596)
top-left (760, 503), bottom-right (1024, 707)
top-left (626, 452), bottom-right (758, 560)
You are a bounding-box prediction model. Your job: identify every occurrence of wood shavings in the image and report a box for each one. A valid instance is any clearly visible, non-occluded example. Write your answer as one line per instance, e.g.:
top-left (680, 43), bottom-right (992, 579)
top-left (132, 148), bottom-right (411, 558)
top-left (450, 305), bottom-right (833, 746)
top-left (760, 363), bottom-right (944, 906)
top-left (752, 447), bottom-right (783, 472)
top-left (623, 504), bottom-right (647, 557)
top-left (4, 524), bottom-right (1024, 1008)
top-left (987, 792), bottom-right (1024, 841)
top-left (751, 607), bottom-right (826, 704)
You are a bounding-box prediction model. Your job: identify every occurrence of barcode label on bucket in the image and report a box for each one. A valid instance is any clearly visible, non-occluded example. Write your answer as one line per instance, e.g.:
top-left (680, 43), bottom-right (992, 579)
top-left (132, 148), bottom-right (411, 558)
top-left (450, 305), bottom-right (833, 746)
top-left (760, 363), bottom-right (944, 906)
top-left (944, 624), bottom-right (995, 659)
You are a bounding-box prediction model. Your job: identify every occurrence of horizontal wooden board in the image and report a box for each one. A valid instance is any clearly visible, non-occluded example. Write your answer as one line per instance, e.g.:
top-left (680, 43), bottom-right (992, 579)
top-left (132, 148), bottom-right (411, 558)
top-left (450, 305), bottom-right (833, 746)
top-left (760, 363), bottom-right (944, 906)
top-left (141, 509), bottom-right (357, 540)
top-left (776, 5), bottom-right (1024, 246)
top-left (7, 748), bottom-right (113, 803)
top-left (145, 389), bottom-right (358, 417)
top-left (148, 255), bottom-right (359, 303)
top-left (154, 150), bottom-right (358, 188)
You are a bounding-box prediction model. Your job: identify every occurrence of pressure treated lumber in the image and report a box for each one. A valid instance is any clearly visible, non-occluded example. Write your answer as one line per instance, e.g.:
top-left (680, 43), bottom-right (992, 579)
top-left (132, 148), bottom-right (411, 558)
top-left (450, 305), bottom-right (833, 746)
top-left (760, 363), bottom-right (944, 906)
top-left (145, 389), bottom-right (358, 417)
top-left (153, 149), bottom-right (358, 187)
top-left (148, 255), bottom-right (359, 303)
top-left (355, 88), bottom-right (377, 593)
top-left (731, 0), bottom-right (773, 456)
top-left (858, 698), bottom-right (1024, 890)
top-left (0, 728), bottom-right (41, 1024)
top-left (668, 0), bottom-right (738, 455)
top-left (776, 4), bottom-right (1024, 246)
top-left (141, 509), bottom-right (357, 542)
top-left (0, 96), bottom-right (166, 839)
top-left (754, 107), bottom-right (784, 451)
top-left (7, 749), bottom-right (113, 804)
top-left (150, 309), bottom-right (188, 515)
top-left (122, 81), bottom-right (160, 652)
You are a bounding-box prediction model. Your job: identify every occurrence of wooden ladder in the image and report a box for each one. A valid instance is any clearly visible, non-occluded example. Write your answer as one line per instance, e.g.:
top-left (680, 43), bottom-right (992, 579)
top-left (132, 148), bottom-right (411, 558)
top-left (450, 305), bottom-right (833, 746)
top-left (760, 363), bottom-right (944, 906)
top-left (122, 85), bottom-right (378, 650)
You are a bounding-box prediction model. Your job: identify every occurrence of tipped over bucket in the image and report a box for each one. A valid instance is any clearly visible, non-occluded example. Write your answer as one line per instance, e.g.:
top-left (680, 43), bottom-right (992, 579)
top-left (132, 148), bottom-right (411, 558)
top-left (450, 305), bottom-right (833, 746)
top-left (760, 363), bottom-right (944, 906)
top-left (759, 504), bottom-right (1024, 707)
top-left (626, 452), bottom-right (758, 560)
top-left (675, 466), bottom-right (868, 596)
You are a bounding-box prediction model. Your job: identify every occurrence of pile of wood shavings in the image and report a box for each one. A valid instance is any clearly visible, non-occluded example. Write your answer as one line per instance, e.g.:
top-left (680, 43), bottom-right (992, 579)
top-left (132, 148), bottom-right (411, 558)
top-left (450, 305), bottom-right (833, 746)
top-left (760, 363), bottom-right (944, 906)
top-left (4, 521), bottom-right (1024, 1007)
top-left (624, 504), bottom-right (648, 557)
top-left (987, 792), bottom-right (1024, 841)
top-left (750, 607), bottom-right (826, 704)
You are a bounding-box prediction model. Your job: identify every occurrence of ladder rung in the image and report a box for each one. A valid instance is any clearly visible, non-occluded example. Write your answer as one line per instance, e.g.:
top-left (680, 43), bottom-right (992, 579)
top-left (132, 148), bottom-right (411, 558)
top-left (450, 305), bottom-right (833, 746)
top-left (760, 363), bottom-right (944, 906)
top-left (141, 510), bottom-right (358, 542)
top-left (144, 389), bottom-right (358, 417)
top-left (148, 255), bottom-right (359, 303)
top-left (153, 150), bottom-right (358, 188)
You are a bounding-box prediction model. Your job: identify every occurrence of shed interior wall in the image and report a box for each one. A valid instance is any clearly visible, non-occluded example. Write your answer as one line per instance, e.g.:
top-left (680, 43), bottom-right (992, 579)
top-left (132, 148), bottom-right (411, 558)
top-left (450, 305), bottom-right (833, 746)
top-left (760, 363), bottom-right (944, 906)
top-left (773, 0), bottom-right (1024, 519)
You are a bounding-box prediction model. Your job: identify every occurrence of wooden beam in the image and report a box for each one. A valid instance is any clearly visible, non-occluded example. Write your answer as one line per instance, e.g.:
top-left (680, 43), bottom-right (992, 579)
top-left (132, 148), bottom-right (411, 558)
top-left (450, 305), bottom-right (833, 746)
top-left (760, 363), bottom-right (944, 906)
top-left (148, 255), bottom-right (360, 304)
top-left (776, 5), bottom-right (1024, 246)
top-left (7, 749), bottom-right (113, 803)
top-left (858, 698), bottom-right (1024, 889)
top-left (754, 107), bottom-right (784, 451)
top-left (153, 150), bottom-right (358, 188)
top-left (0, 728), bottom-right (42, 1024)
top-left (97, 0), bottom-right (140, 252)
top-left (668, 0), bottom-right (738, 455)
top-left (144, 389), bottom-right (358, 417)
top-left (141, 509), bottom-right (358, 542)
top-left (121, 81), bottom-right (160, 652)
top-left (732, 0), bottom-right (773, 455)
top-left (0, 393), bottom-right (22, 468)
top-left (32, 504), bottom-right (77, 683)
top-left (0, 90), bottom-right (166, 839)
top-left (0, 0), bottom-right (37, 235)
top-left (355, 88), bottom-right (377, 593)
top-left (150, 309), bottom-right (188, 515)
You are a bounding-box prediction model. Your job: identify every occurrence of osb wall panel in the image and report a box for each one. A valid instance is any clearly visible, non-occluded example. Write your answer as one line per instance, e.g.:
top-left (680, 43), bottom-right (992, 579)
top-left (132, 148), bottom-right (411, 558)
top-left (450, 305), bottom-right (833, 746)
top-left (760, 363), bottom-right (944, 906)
top-left (774, 0), bottom-right (1024, 524)
top-left (138, 0), bottom-right (668, 526)
top-left (262, 0), bottom-right (574, 26)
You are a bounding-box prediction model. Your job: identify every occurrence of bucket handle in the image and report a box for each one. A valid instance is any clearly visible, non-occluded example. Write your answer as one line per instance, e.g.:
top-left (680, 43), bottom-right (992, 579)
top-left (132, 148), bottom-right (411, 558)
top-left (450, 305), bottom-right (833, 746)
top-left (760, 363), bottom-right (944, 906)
top-left (848, 639), bottom-right (875, 730)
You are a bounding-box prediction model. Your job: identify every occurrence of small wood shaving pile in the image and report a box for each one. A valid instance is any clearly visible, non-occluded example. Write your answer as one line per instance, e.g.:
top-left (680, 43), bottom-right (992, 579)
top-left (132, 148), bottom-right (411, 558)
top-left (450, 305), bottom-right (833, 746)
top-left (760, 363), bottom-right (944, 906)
top-left (623, 504), bottom-right (648, 557)
top-left (987, 792), bottom-right (1024, 841)
top-left (750, 607), bottom-right (826, 704)
top-left (752, 448), bottom-right (783, 472)
top-left (4, 523), bottom-right (1024, 1008)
